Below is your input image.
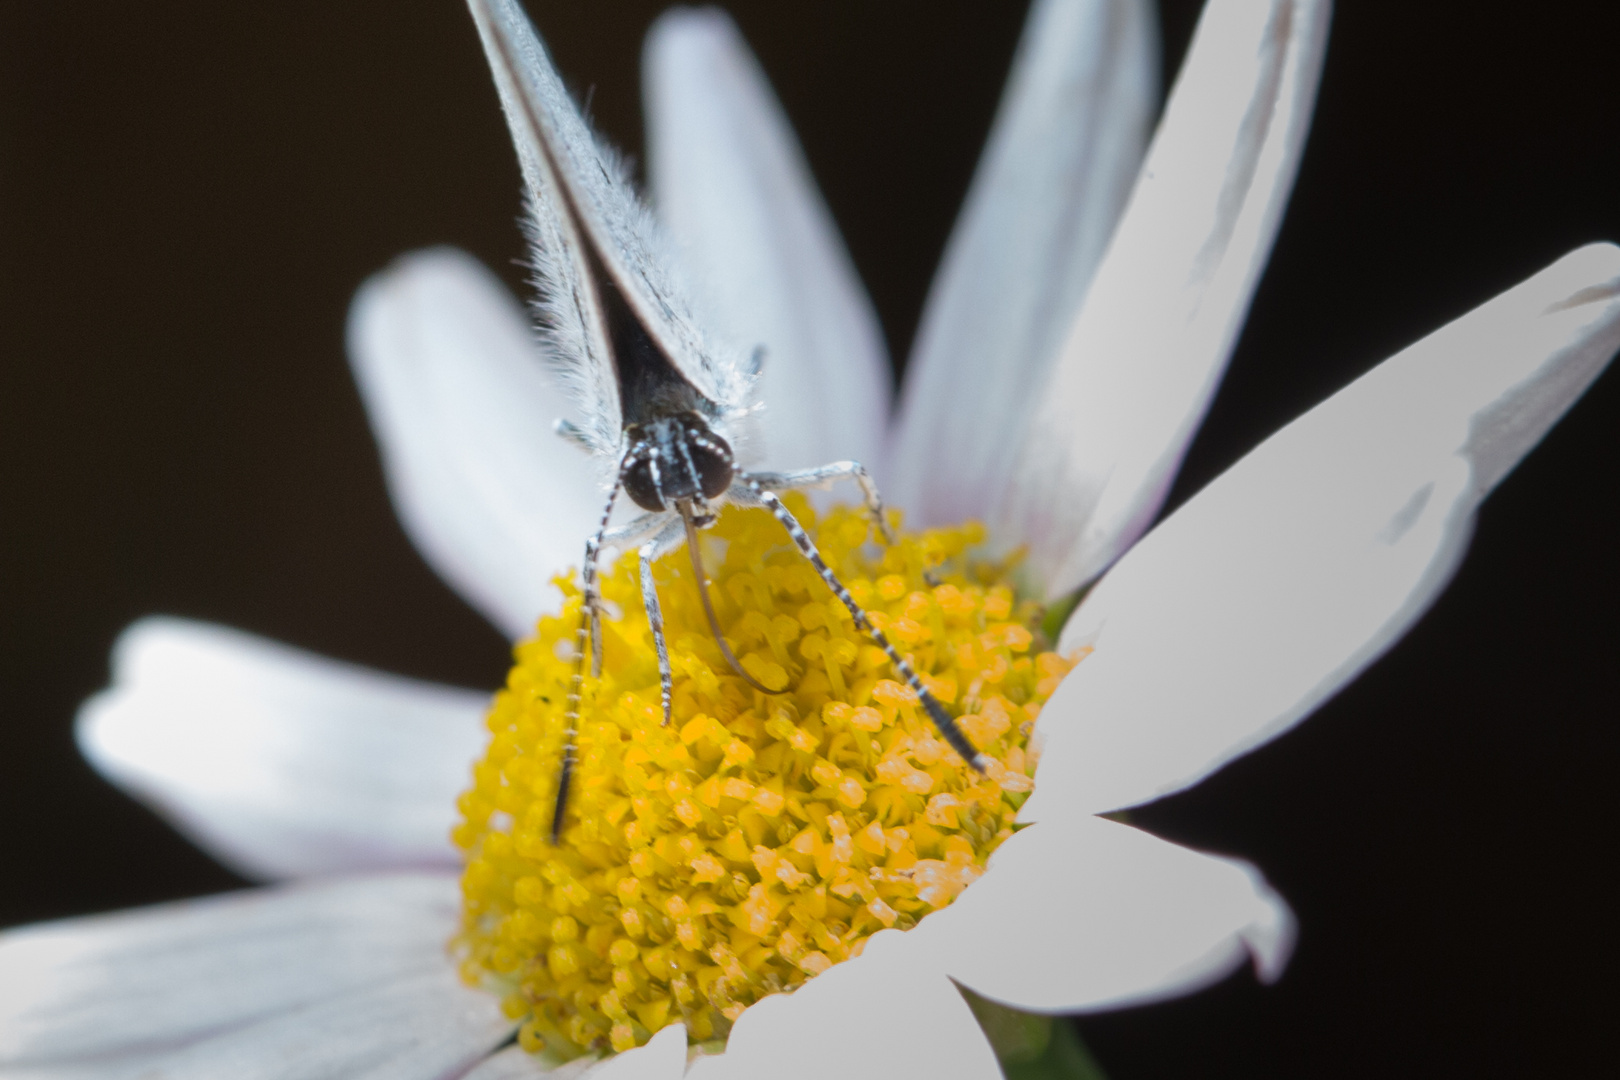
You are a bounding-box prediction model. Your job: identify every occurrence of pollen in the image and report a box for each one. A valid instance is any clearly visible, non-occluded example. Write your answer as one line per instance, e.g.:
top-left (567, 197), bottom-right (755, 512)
top-left (453, 498), bottom-right (1083, 1058)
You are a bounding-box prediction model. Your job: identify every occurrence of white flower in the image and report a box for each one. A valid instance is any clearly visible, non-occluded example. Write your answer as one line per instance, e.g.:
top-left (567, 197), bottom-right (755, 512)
top-left (5, 0), bottom-right (1618, 1078)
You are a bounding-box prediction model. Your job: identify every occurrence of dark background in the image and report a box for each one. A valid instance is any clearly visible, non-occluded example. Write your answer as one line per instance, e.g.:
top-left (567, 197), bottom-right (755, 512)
top-left (1, 1), bottom-right (1615, 1076)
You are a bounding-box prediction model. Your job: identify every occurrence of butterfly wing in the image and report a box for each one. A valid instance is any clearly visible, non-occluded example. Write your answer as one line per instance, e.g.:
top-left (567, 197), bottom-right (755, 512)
top-left (466, 0), bottom-right (750, 454)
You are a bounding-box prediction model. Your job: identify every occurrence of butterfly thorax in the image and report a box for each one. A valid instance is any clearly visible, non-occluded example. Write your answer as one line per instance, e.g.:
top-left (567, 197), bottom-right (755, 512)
top-left (623, 413), bottom-right (734, 513)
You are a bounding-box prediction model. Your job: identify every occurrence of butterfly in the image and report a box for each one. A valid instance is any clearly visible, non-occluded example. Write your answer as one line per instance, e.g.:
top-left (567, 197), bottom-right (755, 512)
top-left (465, 0), bottom-right (987, 842)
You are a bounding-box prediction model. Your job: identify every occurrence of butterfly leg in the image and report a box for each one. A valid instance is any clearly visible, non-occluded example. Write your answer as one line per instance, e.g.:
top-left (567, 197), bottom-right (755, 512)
top-left (743, 461), bottom-right (895, 544)
top-left (556, 476), bottom-right (626, 843)
top-left (592, 511), bottom-right (668, 672)
top-left (736, 473), bottom-right (988, 773)
top-left (601, 511), bottom-right (667, 547)
top-left (638, 516), bottom-right (688, 727)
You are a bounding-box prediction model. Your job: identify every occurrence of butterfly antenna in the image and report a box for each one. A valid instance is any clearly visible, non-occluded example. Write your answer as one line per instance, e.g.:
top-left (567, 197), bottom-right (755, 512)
top-left (737, 474), bottom-right (989, 772)
top-left (677, 500), bottom-right (788, 702)
top-left (554, 454), bottom-right (633, 844)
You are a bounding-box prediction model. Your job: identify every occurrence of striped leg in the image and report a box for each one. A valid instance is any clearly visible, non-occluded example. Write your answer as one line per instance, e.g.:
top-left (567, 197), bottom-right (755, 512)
top-left (586, 513), bottom-right (667, 673)
top-left (555, 475), bottom-right (626, 844)
top-left (638, 516), bottom-right (688, 727)
top-left (601, 511), bottom-right (668, 548)
top-left (744, 461), bottom-right (895, 543)
top-left (737, 473), bottom-right (988, 773)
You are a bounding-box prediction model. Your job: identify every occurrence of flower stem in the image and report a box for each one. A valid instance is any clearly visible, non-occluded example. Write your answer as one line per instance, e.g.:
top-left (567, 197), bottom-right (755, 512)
top-left (959, 986), bottom-right (1109, 1080)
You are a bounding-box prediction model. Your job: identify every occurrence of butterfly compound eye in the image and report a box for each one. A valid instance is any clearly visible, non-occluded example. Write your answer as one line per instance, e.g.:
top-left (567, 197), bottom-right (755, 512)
top-left (689, 430), bottom-right (733, 501)
top-left (624, 456), bottom-right (666, 512)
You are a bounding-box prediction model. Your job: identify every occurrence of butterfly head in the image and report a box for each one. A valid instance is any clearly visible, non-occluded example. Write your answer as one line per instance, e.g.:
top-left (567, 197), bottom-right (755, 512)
top-left (623, 412), bottom-right (734, 515)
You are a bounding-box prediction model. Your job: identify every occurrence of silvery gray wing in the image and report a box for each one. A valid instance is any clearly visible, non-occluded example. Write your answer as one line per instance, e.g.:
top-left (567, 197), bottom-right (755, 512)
top-left (465, 0), bottom-right (754, 459)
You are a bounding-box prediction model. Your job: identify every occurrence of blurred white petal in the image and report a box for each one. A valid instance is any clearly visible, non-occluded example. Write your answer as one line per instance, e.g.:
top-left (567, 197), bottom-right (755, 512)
top-left (122, 968), bottom-right (507, 1080)
top-left (912, 816), bottom-right (1294, 1012)
top-left (0, 1049), bottom-right (171, 1080)
top-left (643, 9), bottom-right (890, 475)
top-left (688, 930), bottom-right (1000, 1080)
top-left (0, 873), bottom-right (471, 1069)
top-left (463, 1046), bottom-right (598, 1080)
top-left (1002, 0), bottom-right (1331, 597)
top-left (77, 617), bottom-right (482, 880)
top-left (891, 0), bottom-right (1158, 524)
top-left (347, 247), bottom-right (601, 641)
top-left (584, 1023), bottom-right (686, 1080)
top-left (1024, 243), bottom-right (1620, 822)
top-left (459, 1029), bottom-right (682, 1080)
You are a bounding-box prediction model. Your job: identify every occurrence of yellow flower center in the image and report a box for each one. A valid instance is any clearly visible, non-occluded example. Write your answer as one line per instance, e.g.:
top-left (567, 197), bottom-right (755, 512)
top-left (453, 498), bottom-right (1080, 1058)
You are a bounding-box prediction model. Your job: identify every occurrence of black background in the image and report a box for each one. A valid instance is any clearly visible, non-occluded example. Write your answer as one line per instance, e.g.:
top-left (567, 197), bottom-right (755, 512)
top-left (1, 2), bottom-right (1616, 1077)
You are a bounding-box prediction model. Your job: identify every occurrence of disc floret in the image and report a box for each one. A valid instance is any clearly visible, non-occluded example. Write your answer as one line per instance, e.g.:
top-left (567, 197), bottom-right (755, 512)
top-left (454, 498), bottom-right (1082, 1057)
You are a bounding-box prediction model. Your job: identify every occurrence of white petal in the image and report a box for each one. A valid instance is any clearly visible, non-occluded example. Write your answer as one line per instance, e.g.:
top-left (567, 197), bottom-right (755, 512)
top-left (125, 968), bottom-right (508, 1080)
top-left (0, 873), bottom-right (469, 1068)
top-left (910, 816), bottom-right (1294, 1013)
top-left (462, 1045), bottom-right (599, 1080)
top-left (1000, 0), bottom-right (1331, 598)
top-left (690, 930), bottom-right (1000, 1080)
top-left (1023, 243), bottom-right (1620, 821)
top-left (584, 1022), bottom-right (686, 1080)
top-left (348, 246), bottom-right (602, 641)
top-left (0, 1048), bottom-right (172, 1080)
top-left (77, 617), bottom-right (485, 880)
top-left (642, 10), bottom-right (890, 475)
top-left (890, 0), bottom-right (1158, 524)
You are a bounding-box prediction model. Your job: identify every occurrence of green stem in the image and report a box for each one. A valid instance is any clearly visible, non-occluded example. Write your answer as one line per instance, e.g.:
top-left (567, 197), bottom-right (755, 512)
top-left (959, 987), bottom-right (1109, 1080)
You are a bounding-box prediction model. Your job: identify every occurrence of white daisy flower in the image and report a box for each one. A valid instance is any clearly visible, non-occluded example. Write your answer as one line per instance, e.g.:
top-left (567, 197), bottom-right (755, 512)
top-left (6, 1), bottom-right (1618, 1078)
